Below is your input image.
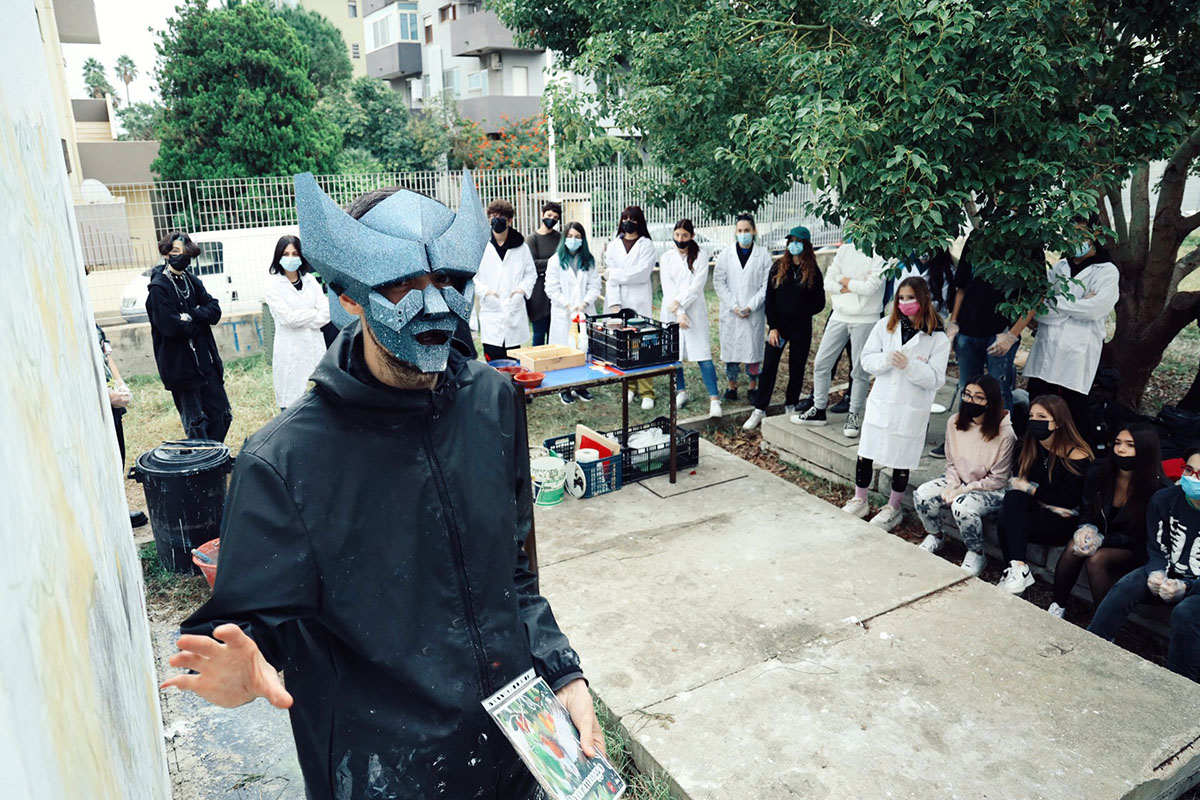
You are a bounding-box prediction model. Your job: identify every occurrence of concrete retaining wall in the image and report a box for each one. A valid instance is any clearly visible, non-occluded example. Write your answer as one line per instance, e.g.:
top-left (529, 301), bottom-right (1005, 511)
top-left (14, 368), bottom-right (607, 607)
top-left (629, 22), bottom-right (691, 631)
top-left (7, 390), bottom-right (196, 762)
top-left (104, 311), bottom-right (269, 379)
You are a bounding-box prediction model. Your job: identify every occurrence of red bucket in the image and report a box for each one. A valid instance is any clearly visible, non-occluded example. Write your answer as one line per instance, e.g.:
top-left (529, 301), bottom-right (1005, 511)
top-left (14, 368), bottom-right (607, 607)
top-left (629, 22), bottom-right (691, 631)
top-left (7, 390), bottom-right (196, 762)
top-left (191, 538), bottom-right (220, 588)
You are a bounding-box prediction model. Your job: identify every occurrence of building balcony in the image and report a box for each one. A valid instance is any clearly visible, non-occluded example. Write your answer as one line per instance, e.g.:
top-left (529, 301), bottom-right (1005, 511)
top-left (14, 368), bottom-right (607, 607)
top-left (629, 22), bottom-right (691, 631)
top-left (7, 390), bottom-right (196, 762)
top-left (458, 95), bottom-right (542, 134)
top-left (366, 41), bottom-right (422, 80)
top-left (450, 9), bottom-right (543, 57)
top-left (54, 0), bottom-right (101, 44)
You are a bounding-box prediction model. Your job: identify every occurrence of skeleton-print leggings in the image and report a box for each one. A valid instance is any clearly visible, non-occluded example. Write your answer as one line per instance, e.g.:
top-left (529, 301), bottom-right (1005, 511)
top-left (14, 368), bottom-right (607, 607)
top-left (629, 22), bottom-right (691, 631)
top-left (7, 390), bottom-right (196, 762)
top-left (913, 477), bottom-right (1006, 554)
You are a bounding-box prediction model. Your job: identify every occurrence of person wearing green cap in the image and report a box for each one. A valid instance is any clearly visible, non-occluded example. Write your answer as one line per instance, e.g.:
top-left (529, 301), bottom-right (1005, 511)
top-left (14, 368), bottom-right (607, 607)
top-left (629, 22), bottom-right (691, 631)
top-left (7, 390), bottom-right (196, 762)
top-left (744, 226), bottom-right (826, 430)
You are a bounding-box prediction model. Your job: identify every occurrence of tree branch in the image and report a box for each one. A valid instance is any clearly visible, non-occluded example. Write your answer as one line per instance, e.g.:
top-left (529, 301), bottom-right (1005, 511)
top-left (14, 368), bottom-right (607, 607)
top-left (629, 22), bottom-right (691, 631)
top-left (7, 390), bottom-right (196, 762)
top-left (1105, 185), bottom-right (1128, 243)
top-left (1183, 210), bottom-right (1200, 236)
top-left (1173, 247), bottom-right (1200, 295)
top-left (1128, 162), bottom-right (1150, 258)
top-left (1156, 122), bottom-right (1200, 222)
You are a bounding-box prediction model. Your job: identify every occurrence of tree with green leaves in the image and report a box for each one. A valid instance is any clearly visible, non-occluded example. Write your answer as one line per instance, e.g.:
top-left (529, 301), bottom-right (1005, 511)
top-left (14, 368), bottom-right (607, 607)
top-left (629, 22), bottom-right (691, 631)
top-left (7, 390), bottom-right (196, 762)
top-left (115, 101), bottom-right (163, 141)
top-left (114, 54), bottom-right (137, 105)
top-left (493, 0), bottom-right (1200, 407)
top-left (273, 4), bottom-right (353, 98)
top-left (152, 0), bottom-right (340, 181)
top-left (82, 57), bottom-right (118, 107)
top-left (323, 77), bottom-right (447, 172)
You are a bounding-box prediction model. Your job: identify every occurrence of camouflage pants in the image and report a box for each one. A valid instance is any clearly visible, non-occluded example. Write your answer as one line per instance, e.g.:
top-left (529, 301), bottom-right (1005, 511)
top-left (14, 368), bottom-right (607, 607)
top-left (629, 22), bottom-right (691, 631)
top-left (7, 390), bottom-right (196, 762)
top-left (913, 477), bottom-right (1005, 554)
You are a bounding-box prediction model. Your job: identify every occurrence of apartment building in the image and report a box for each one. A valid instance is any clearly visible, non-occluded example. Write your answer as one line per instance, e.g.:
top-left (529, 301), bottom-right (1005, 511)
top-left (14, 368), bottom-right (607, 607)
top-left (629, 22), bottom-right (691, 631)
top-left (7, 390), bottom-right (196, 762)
top-left (362, 0), bottom-right (545, 133)
top-left (275, 0), bottom-right (370, 78)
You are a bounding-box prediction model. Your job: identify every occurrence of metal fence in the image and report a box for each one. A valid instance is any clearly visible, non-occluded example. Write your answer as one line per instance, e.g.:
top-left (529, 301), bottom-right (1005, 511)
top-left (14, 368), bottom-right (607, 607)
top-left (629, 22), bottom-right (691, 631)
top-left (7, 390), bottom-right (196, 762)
top-left (78, 167), bottom-right (841, 326)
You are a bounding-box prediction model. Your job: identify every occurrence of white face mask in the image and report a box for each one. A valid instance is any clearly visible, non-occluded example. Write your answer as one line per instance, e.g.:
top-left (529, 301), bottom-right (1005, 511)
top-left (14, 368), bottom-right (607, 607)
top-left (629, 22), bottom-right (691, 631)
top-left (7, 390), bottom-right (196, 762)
top-left (280, 255), bottom-right (302, 271)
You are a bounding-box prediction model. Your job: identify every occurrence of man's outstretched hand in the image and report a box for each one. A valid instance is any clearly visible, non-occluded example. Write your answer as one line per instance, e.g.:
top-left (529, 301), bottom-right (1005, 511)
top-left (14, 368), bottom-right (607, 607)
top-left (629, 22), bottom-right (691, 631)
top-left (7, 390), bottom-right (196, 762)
top-left (160, 623), bottom-right (293, 709)
top-left (555, 678), bottom-right (607, 760)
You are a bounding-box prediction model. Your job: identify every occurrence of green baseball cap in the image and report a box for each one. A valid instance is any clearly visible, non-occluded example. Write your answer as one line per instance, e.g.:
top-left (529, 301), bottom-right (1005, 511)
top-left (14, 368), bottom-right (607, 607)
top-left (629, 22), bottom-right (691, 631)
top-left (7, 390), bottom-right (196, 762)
top-left (788, 225), bottom-right (811, 241)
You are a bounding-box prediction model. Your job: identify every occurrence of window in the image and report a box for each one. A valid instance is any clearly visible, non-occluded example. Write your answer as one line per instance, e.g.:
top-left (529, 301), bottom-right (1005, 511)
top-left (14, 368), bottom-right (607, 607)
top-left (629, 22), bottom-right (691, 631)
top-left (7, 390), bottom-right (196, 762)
top-left (443, 68), bottom-right (462, 99)
top-left (467, 70), bottom-right (488, 95)
top-left (422, 74), bottom-right (431, 100)
top-left (439, 4), bottom-right (457, 22)
top-left (195, 242), bottom-right (224, 277)
top-left (424, 15), bottom-right (433, 43)
top-left (511, 66), bottom-right (528, 96)
top-left (347, 1), bottom-right (357, 18)
top-left (351, 43), bottom-right (360, 59)
top-left (371, 16), bottom-right (394, 50)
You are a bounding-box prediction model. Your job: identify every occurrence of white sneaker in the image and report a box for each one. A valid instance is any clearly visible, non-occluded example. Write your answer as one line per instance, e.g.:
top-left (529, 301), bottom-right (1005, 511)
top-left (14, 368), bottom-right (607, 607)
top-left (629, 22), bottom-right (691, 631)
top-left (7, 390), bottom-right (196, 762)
top-left (998, 561), bottom-right (1034, 595)
top-left (784, 404), bottom-right (797, 415)
top-left (742, 409), bottom-right (765, 430)
top-left (960, 550), bottom-right (987, 577)
top-left (641, 396), bottom-right (655, 411)
top-left (627, 390), bottom-right (635, 403)
top-left (870, 505), bottom-right (903, 531)
top-left (841, 497), bottom-right (871, 519)
top-left (1047, 602), bottom-right (1066, 619)
top-left (919, 534), bottom-right (944, 553)
top-left (709, 399), bottom-right (723, 418)
top-left (843, 411), bottom-right (861, 438)
top-left (675, 390), bottom-right (689, 409)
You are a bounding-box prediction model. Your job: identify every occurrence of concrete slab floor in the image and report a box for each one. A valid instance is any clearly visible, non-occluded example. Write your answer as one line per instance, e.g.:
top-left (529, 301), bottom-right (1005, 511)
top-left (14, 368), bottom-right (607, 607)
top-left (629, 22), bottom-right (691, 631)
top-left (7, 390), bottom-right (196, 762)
top-left (535, 440), bottom-right (1200, 800)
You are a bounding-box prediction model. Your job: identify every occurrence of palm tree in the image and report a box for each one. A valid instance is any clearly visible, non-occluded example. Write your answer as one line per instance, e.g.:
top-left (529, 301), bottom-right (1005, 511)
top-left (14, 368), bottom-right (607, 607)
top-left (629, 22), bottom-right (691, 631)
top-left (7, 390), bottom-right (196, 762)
top-left (81, 57), bottom-right (118, 106)
top-left (115, 55), bottom-right (137, 105)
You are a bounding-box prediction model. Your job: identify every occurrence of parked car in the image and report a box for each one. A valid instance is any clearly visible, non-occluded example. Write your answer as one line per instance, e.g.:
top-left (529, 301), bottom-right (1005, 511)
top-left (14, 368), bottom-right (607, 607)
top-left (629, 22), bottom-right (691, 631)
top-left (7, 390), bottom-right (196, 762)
top-left (120, 225), bottom-right (299, 323)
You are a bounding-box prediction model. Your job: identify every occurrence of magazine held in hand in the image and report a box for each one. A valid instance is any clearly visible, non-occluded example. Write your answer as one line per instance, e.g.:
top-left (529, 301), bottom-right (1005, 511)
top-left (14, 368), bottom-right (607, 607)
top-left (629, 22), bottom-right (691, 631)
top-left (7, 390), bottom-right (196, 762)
top-left (483, 670), bottom-right (627, 800)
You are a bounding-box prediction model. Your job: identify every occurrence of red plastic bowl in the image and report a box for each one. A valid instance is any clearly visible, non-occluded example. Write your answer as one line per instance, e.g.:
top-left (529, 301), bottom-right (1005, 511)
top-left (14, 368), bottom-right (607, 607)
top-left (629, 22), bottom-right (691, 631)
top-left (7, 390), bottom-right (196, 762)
top-left (514, 371), bottom-right (545, 388)
top-left (191, 538), bottom-right (220, 588)
top-left (497, 365), bottom-right (525, 376)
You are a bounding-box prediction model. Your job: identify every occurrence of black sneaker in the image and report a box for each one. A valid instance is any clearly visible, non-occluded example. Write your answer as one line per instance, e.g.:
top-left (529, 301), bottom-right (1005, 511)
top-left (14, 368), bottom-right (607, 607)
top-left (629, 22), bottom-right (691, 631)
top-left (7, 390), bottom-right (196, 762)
top-left (747, 388), bottom-right (758, 406)
top-left (574, 388), bottom-right (593, 402)
top-left (791, 406), bottom-right (827, 426)
top-left (830, 396), bottom-right (851, 414)
top-left (559, 390), bottom-right (576, 405)
top-left (930, 443), bottom-right (946, 459)
top-left (723, 387), bottom-right (738, 402)
top-left (797, 396), bottom-right (815, 412)
top-left (129, 510), bottom-right (148, 528)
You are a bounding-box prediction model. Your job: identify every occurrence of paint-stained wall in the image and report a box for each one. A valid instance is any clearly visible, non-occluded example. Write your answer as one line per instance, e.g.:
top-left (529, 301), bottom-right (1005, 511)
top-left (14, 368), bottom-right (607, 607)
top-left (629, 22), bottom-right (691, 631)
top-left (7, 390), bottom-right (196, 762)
top-left (0, 5), bottom-right (172, 799)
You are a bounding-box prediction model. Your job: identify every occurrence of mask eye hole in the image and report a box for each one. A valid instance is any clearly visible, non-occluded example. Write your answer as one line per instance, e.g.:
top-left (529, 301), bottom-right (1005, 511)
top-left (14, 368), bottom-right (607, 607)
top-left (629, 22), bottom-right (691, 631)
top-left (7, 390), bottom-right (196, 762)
top-left (432, 271), bottom-right (452, 288)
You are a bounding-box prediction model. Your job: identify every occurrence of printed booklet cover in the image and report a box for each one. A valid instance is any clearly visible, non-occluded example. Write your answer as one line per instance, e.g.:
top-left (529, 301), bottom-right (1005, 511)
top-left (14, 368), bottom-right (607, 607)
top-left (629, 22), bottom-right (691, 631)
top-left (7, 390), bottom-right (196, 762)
top-left (483, 669), bottom-right (627, 800)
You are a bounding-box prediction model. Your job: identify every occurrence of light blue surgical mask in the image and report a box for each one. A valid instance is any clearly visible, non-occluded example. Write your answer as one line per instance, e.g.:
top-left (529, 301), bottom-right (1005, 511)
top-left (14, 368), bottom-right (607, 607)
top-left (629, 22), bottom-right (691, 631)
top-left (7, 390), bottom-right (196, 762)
top-left (1182, 475), bottom-right (1200, 501)
top-left (564, 237), bottom-right (582, 253)
top-left (1073, 242), bottom-right (1092, 259)
top-left (787, 241), bottom-right (804, 256)
top-left (736, 232), bottom-right (754, 247)
top-left (280, 255), bottom-right (302, 271)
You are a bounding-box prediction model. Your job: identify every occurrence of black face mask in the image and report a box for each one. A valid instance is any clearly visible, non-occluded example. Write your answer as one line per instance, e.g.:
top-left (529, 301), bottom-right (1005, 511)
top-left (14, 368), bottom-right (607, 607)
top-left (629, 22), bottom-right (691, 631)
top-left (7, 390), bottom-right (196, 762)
top-left (959, 402), bottom-right (986, 420)
top-left (1113, 453), bottom-right (1136, 471)
top-left (674, 239), bottom-right (689, 250)
top-left (168, 253), bottom-right (191, 270)
top-left (491, 217), bottom-right (508, 234)
top-left (620, 220), bottom-right (637, 234)
top-left (1028, 420), bottom-right (1054, 441)
top-left (542, 217), bottom-right (558, 230)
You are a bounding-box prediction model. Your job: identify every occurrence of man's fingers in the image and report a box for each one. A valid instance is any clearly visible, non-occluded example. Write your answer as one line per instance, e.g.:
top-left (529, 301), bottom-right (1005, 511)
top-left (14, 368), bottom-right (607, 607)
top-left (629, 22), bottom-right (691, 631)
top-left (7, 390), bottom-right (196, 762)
top-left (160, 673), bottom-right (201, 693)
top-left (167, 652), bottom-right (209, 672)
top-left (174, 634), bottom-right (226, 658)
top-left (592, 733), bottom-right (608, 759)
top-left (263, 682), bottom-right (295, 710)
top-left (213, 624), bottom-right (252, 649)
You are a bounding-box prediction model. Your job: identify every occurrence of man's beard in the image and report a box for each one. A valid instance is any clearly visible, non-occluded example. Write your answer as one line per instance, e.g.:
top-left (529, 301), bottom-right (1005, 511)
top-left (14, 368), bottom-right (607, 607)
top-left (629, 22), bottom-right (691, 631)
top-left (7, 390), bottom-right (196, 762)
top-left (363, 320), bottom-right (441, 387)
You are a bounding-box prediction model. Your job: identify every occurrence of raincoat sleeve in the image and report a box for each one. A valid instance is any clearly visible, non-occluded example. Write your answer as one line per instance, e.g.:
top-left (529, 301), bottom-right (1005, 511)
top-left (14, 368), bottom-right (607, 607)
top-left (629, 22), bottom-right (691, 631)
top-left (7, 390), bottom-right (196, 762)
top-left (265, 279), bottom-right (320, 329)
top-left (1054, 264), bottom-right (1119, 321)
top-left (179, 450), bottom-right (321, 671)
top-left (508, 383), bottom-right (583, 688)
top-left (901, 330), bottom-right (950, 390)
top-left (189, 278), bottom-right (223, 325)
top-left (146, 283), bottom-right (201, 339)
top-left (859, 320), bottom-right (892, 375)
top-left (677, 251), bottom-right (709, 310)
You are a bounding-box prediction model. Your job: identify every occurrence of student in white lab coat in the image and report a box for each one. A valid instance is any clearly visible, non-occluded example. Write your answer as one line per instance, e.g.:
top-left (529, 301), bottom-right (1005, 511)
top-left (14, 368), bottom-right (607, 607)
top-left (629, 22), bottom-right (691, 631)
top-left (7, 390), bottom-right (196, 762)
top-left (660, 219), bottom-right (722, 419)
top-left (604, 205), bottom-right (658, 409)
top-left (476, 198), bottom-right (536, 361)
top-left (1024, 223), bottom-right (1120, 427)
top-left (843, 276), bottom-right (951, 530)
top-left (713, 213), bottom-right (772, 404)
top-left (545, 221), bottom-right (602, 404)
top-left (264, 235), bottom-right (331, 409)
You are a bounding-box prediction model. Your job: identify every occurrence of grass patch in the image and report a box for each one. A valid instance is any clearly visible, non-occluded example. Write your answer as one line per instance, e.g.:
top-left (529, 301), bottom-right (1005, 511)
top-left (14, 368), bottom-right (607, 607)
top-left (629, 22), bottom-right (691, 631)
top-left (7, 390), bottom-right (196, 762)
top-left (595, 694), bottom-right (676, 800)
top-left (138, 541), bottom-right (211, 620)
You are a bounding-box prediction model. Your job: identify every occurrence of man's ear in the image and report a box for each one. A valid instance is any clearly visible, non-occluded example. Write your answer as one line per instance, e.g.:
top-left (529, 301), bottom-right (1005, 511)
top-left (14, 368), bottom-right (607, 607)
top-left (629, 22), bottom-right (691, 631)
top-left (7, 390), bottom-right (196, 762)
top-left (338, 293), bottom-right (363, 316)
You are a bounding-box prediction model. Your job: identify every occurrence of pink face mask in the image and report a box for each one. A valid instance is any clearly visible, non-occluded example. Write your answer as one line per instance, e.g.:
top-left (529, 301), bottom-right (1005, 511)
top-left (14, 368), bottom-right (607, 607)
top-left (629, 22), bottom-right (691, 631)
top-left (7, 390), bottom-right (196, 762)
top-left (898, 300), bottom-right (921, 316)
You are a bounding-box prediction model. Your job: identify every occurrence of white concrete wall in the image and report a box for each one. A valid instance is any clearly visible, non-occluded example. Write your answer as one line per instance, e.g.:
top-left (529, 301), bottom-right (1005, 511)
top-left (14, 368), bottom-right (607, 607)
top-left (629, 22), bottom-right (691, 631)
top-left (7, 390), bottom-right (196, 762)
top-left (0, 5), bottom-right (171, 799)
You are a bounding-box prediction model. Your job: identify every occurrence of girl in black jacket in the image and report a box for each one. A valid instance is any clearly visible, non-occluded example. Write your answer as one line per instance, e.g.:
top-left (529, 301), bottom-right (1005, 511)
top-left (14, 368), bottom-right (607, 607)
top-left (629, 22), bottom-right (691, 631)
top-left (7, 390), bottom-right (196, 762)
top-left (1050, 424), bottom-right (1169, 615)
top-left (742, 226), bottom-right (825, 431)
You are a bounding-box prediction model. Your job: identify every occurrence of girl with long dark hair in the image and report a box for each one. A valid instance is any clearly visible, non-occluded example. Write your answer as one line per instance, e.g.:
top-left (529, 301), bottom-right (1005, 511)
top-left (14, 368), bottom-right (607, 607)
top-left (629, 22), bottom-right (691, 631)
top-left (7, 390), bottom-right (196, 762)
top-left (604, 205), bottom-right (658, 408)
top-left (912, 374), bottom-right (1017, 576)
top-left (1049, 424), bottom-right (1169, 616)
top-left (743, 225), bottom-right (825, 430)
top-left (265, 234), bottom-right (330, 409)
top-left (997, 394), bottom-right (1094, 594)
top-left (545, 222), bottom-right (602, 404)
top-left (660, 219), bottom-right (721, 418)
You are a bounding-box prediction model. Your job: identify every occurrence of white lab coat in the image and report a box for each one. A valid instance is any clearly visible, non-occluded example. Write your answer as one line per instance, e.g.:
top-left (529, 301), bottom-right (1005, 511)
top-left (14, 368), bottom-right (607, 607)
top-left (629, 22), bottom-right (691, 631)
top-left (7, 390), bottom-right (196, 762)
top-left (713, 244), bottom-right (772, 363)
top-left (858, 317), bottom-right (951, 469)
top-left (264, 272), bottom-right (331, 408)
top-left (544, 253), bottom-right (602, 346)
top-left (658, 247), bottom-right (712, 362)
top-left (1024, 258), bottom-right (1120, 395)
top-left (603, 236), bottom-right (656, 316)
top-left (475, 239), bottom-right (537, 347)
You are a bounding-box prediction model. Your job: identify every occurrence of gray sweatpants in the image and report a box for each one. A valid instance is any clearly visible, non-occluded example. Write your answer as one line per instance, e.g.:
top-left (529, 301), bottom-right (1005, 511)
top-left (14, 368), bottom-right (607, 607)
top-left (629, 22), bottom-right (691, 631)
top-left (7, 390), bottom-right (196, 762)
top-left (811, 317), bottom-right (874, 415)
top-left (913, 477), bottom-right (1005, 554)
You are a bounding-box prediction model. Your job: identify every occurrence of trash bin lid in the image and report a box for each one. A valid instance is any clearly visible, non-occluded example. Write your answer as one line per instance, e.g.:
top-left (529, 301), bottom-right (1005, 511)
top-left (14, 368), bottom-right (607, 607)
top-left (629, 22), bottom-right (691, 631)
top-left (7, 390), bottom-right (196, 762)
top-left (135, 439), bottom-right (231, 478)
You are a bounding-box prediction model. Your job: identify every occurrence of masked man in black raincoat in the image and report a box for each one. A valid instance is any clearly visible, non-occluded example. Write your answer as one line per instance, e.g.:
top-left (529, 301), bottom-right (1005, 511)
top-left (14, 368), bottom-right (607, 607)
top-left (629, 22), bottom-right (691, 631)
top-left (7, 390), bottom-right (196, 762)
top-left (163, 172), bottom-right (603, 799)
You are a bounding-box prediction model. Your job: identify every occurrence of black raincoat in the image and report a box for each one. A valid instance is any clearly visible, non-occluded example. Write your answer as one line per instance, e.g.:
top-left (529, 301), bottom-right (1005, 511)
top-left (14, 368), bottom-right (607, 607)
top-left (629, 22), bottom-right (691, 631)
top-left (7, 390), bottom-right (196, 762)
top-left (181, 321), bottom-right (581, 799)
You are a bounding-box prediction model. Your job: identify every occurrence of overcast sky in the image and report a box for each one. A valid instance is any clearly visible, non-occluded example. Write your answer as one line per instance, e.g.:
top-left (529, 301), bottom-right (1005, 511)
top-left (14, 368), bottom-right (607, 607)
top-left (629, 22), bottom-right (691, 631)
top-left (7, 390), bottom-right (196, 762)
top-left (61, 0), bottom-right (187, 106)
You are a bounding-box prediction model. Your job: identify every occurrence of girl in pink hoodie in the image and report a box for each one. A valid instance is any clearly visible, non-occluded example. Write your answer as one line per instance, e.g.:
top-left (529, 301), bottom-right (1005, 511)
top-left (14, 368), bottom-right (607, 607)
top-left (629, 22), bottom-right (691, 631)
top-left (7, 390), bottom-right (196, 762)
top-left (913, 374), bottom-right (1017, 576)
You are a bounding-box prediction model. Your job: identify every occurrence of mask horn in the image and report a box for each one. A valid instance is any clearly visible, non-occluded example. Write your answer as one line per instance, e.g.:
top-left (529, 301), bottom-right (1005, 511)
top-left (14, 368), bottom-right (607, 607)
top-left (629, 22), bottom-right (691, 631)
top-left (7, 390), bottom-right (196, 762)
top-left (428, 169), bottom-right (489, 275)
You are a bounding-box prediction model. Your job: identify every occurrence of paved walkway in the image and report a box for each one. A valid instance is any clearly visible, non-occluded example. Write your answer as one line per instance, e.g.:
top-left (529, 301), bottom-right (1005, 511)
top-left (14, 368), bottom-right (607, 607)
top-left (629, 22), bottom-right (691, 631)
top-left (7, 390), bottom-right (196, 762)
top-left (536, 440), bottom-right (1200, 799)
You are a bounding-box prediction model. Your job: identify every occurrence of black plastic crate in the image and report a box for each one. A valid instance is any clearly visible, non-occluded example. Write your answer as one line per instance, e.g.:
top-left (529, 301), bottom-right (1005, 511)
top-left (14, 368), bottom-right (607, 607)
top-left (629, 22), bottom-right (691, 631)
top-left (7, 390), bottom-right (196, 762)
top-left (542, 433), bottom-right (624, 498)
top-left (605, 417), bottom-right (699, 483)
top-left (585, 309), bottom-right (679, 370)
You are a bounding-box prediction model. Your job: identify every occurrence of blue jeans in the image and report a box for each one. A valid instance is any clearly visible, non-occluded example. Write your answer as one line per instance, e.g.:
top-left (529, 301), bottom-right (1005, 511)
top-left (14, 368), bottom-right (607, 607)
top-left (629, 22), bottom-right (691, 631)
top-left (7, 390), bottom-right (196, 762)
top-left (677, 361), bottom-right (720, 398)
top-left (530, 315), bottom-right (551, 347)
top-left (955, 333), bottom-right (1017, 412)
top-left (1087, 567), bottom-right (1200, 681)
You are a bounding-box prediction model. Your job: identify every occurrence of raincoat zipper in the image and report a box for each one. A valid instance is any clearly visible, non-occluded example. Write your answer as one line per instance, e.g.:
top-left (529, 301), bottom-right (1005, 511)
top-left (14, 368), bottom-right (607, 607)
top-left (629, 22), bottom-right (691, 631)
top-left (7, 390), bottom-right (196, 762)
top-left (421, 423), bottom-right (491, 693)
